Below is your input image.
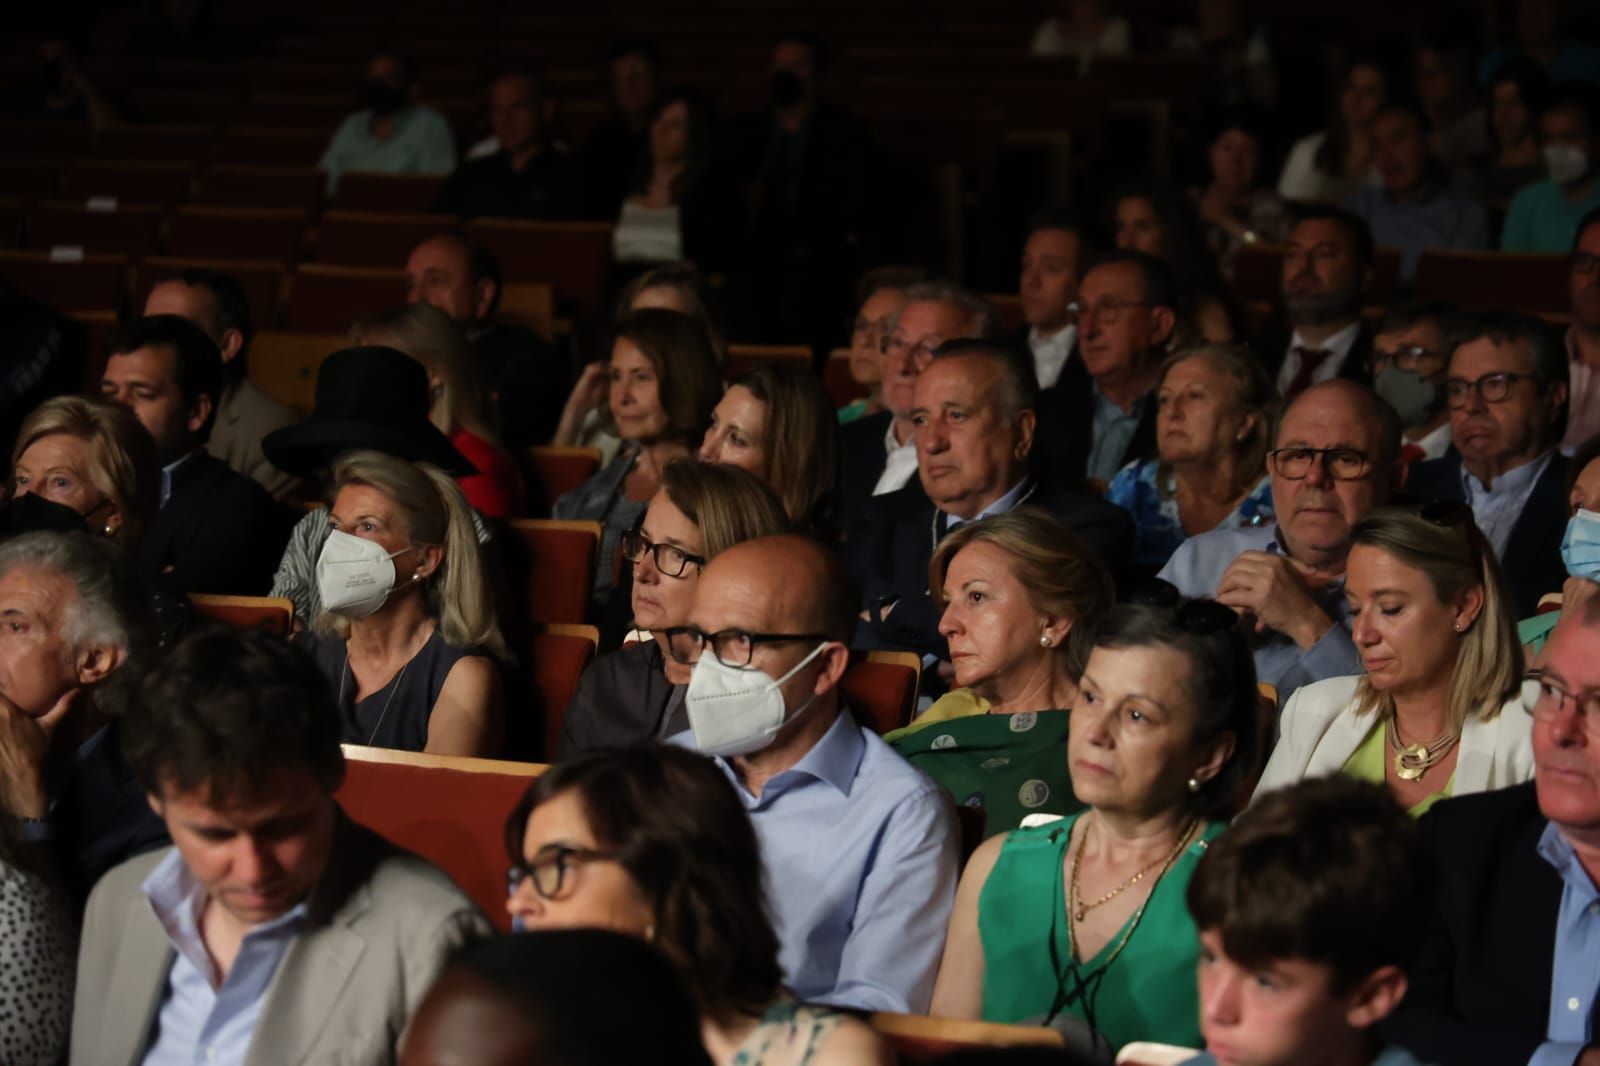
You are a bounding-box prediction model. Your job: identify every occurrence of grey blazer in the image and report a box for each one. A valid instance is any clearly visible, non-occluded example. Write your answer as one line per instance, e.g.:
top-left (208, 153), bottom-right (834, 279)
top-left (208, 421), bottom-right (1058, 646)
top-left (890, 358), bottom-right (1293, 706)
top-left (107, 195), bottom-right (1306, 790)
top-left (206, 379), bottom-right (300, 501)
top-left (70, 818), bottom-right (490, 1066)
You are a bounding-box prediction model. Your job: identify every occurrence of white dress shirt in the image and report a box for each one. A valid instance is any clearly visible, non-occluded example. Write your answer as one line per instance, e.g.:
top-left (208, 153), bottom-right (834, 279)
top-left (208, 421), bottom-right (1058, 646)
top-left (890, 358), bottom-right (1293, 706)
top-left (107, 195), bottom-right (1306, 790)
top-left (873, 418), bottom-right (918, 497)
top-left (1276, 320), bottom-right (1363, 397)
top-left (1028, 324), bottom-right (1077, 390)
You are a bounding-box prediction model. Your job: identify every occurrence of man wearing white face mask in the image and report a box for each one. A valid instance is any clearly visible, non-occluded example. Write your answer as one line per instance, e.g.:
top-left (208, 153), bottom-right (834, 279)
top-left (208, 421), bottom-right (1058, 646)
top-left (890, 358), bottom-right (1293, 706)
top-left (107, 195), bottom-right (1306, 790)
top-left (666, 534), bottom-right (960, 1015)
top-left (1502, 84), bottom-right (1600, 251)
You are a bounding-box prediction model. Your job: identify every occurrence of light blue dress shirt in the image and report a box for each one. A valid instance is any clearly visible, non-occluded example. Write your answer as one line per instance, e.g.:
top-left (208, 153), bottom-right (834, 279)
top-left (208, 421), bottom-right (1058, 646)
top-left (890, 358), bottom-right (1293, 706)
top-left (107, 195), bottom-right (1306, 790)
top-left (139, 850), bottom-right (308, 1066)
top-left (1158, 524), bottom-right (1361, 703)
top-left (1529, 823), bottom-right (1600, 1066)
top-left (673, 711), bottom-right (960, 1013)
top-left (941, 477), bottom-right (1036, 537)
top-left (1106, 463), bottom-right (1274, 569)
top-left (1087, 384), bottom-right (1151, 484)
top-left (1460, 450), bottom-right (1553, 560)
top-left (318, 105), bottom-right (456, 193)
top-left (1342, 183), bottom-right (1489, 281)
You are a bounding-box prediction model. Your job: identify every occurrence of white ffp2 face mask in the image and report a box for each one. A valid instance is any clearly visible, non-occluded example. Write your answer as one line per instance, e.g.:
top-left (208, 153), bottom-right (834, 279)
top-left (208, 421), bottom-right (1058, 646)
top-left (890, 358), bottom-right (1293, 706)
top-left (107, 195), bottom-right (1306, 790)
top-left (686, 642), bottom-right (829, 757)
top-left (315, 529), bottom-right (411, 619)
top-left (1546, 143), bottom-right (1591, 185)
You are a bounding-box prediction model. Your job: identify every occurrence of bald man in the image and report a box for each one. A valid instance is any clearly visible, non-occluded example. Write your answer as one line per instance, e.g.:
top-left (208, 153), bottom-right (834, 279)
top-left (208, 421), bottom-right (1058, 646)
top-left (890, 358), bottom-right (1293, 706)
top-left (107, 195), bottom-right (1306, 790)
top-left (668, 535), bottom-right (959, 1014)
top-left (1160, 380), bottom-right (1409, 702)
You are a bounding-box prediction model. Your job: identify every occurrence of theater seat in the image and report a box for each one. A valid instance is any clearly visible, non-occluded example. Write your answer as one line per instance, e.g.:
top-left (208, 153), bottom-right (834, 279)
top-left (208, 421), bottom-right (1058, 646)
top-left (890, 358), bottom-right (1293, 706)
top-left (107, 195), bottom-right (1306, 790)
top-left (505, 519), bottom-right (601, 625)
top-left (724, 343), bottom-right (813, 380)
top-left (166, 206), bottom-right (309, 264)
top-left (285, 263), bottom-right (406, 332)
top-left (0, 250), bottom-right (129, 315)
top-left (1231, 244), bottom-right (1403, 308)
top-left (842, 651), bottom-right (922, 735)
top-left (1413, 249), bottom-right (1570, 314)
top-left (331, 172), bottom-right (448, 214)
top-left (466, 219), bottom-right (614, 319)
top-left (0, 161), bottom-right (63, 201)
top-left (984, 292), bottom-right (1025, 334)
top-left (188, 594), bottom-right (296, 636)
top-left (312, 210), bottom-right (450, 268)
top-left (61, 160), bottom-right (194, 209)
top-left (869, 1013), bottom-right (1063, 1062)
top-left (823, 348), bottom-right (869, 408)
top-left (498, 281), bottom-right (556, 340)
top-left (26, 201), bottom-right (163, 259)
top-left (0, 121), bottom-right (91, 159)
top-left (529, 623), bottom-right (599, 760)
top-left (1116, 1042), bottom-right (1199, 1065)
top-left (92, 124), bottom-right (215, 164)
top-left (249, 331), bottom-right (347, 410)
top-left (526, 446), bottom-right (602, 510)
top-left (213, 127), bottom-right (330, 168)
top-left (335, 744), bottom-right (546, 931)
top-left (193, 166), bottom-right (323, 213)
top-left (135, 258), bottom-right (287, 332)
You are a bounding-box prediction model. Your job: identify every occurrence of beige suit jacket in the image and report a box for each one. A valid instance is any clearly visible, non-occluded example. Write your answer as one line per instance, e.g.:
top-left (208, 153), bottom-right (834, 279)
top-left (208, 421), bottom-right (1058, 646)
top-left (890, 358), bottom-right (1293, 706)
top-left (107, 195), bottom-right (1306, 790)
top-left (1252, 674), bottom-right (1535, 803)
top-left (70, 819), bottom-right (489, 1066)
top-left (206, 378), bottom-right (299, 500)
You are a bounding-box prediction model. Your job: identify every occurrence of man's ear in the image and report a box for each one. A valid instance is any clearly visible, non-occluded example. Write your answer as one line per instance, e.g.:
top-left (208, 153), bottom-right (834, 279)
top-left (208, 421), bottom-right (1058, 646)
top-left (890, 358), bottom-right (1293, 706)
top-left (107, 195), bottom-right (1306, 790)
top-left (185, 393), bottom-right (214, 437)
top-left (75, 642), bottom-right (124, 687)
top-left (473, 278), bottom-right (498, 323)
top-left (1343, 966), bottom-right (1409, 1028)
top-left (1013, 408), bottom-right (1038, 461)
top-left (1149, 306), bottom-right (1178, 347)
top-left (1548, 381), bottom-right (1570, 434)
top-left (218, 329), bottom-right (245, 366)
top-left (812, 641), bottom-right (851, 697)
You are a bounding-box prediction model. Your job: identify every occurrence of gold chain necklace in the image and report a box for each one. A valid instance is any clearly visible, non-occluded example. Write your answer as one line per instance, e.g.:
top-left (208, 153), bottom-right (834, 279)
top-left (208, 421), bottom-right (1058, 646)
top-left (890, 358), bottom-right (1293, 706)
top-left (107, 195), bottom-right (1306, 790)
top-left (1069, 815), bottom-right (1199, 924)
top-left (1385, 714), bottom-right (1460, 782)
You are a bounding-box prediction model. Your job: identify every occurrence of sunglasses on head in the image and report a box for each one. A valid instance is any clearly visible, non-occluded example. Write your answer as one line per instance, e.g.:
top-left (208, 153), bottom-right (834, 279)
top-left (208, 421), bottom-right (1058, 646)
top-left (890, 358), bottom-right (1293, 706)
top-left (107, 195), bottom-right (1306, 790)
top-left (1121, 579), bottom-right (1239, 634)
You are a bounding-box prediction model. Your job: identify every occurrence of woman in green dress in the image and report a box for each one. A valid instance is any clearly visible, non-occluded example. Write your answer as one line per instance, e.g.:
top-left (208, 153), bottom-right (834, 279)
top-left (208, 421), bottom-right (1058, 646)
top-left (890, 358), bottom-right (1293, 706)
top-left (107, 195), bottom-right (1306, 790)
top-left (888, 508), bottom-right (1114, 835)
top-left (930, 592), bottom-right (1261, 1056)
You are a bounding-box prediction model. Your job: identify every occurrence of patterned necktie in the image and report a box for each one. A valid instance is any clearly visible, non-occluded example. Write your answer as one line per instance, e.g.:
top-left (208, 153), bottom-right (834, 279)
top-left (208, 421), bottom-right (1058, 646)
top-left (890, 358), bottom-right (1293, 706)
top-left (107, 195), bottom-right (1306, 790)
top-left (1285, 346), bottom-right (1334, 399)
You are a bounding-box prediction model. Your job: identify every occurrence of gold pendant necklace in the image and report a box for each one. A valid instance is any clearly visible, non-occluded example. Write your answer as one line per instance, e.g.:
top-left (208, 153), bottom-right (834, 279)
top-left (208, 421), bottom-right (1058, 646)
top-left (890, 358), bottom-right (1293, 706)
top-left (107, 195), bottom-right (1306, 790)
top-left (1386, 715), bottom-right (1459, 782)
top-left (1069, 815), bottom-right (1199, 923)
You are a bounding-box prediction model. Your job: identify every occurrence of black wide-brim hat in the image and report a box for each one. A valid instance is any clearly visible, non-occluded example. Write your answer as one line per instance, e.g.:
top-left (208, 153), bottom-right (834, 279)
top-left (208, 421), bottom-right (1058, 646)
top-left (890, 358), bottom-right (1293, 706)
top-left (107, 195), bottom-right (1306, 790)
top-left (263, 345), bottom-right (477, 477)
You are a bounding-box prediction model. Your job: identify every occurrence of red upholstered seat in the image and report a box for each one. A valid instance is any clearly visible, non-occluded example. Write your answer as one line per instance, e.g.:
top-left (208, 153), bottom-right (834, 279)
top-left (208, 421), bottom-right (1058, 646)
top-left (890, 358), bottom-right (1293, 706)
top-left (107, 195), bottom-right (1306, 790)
top-left (285, 263), bottom-right (407, 333)
top-left (823, 348), bottom-right (870, 408)
top-left (188, 594), bottom-right (295, 636)
top-left (465, 219), bottom-right (614, 319)
top-left (841, 653), bottom-right (920, 735)
top-left (136, 258), bottom-right (287, 333)
top-left (0, 251), bottom-right (128, 315)
top-left (505, 519), bottom-right (600, 626)
top-left (26, 201), bottom-right (163, 259)
top-left (529, 626), bottom-right (599, 760)
top-left (331, 173), bottom-right (449, 214)
top-left (312, 210), bottom-right (451, 268)
top-left (193, 166), bottom-right (324, 213)
top-left (526, 446), bottom-right (602, 511)
top-left (61, 160), bottom-right (193, 209)
top-left (334, 747), bottom-right (546, 931)
top-left (1413, 250), bottom-right (1570, 314)
top-left (166, 206), bottom-right (309, 264)
top-left (92, 124), bottom-right (215, 164)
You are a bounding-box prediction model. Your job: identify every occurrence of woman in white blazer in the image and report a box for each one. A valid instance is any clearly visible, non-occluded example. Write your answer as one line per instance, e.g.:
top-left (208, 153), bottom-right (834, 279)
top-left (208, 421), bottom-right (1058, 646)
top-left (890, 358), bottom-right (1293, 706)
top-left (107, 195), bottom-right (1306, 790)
top-left (1254, 503), bottom-right (1533, 814)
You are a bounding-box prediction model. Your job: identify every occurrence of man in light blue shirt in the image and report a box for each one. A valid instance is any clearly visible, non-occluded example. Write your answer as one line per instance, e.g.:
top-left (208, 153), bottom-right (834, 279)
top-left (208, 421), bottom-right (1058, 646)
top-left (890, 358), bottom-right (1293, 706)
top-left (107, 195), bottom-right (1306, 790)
top-left (319, 52), bottom-right (456, 194)
top-left (1502, 85), bottom-right (1600, 251)
top-left (670, 534), bottom-right (960, 1013)
top-left (71, 625), bottom-right (488, 1066)
top-left (1161, 380), bottom-right (1406, 703)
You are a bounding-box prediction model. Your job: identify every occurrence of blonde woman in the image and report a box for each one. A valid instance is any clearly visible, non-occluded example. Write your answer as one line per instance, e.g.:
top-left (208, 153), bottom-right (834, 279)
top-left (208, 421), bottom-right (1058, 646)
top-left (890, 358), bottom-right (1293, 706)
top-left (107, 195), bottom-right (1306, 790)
top-left (352, 304), bottom-right (527, 518)
top-left (1254, 504), bottom-right (1532, 815)
top-left (295, 450), bottom-right (507, 757)
top-left (10, 395), bottom-right (157, 549)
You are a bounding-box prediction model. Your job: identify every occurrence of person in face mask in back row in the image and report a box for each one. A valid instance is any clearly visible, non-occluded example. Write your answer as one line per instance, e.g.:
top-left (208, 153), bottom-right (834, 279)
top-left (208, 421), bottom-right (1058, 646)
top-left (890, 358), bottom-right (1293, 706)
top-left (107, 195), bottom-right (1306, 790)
top-left (292, 449), bottom-right (507, 758)
top-left (1520, 431), bottom-right (1600, 657)
top-left (1371, 303), bottom-right (1461, 465)
top-left (1500, 83), bottom-right (1600, 252)
top-left (318, 51), bottom-right (456, 196)
top-left (665, 534), bottom-right (960, 1015)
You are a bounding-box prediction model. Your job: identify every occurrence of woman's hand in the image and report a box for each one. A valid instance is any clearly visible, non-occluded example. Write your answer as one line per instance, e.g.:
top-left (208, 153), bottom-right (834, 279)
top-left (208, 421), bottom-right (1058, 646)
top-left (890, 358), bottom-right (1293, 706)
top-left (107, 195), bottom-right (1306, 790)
top-left (551, 363), bottom-right (610, 446)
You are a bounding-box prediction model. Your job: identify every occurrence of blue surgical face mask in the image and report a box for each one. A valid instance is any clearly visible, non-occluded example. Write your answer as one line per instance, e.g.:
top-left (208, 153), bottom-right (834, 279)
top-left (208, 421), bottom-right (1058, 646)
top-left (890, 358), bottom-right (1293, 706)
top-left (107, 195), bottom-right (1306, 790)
top-left (1561, 507), bottom-right (1600, 581)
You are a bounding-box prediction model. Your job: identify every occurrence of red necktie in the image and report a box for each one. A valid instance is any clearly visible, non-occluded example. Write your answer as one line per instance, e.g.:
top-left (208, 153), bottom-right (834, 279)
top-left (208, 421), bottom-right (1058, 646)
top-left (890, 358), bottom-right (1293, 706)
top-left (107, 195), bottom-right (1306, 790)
top-left (1285, 346), bottom-right (1333, 399)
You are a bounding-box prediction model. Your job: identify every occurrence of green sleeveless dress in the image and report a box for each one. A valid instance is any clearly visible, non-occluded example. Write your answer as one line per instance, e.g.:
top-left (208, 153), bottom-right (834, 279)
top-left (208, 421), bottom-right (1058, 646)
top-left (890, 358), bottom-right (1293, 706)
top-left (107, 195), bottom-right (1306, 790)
top-left (976, 814), bottom-right (1224, 1052)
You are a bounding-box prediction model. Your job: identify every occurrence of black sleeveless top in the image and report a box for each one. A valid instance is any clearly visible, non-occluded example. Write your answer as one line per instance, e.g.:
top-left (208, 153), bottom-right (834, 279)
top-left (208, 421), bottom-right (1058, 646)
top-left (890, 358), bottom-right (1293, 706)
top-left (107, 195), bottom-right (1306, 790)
top-left (296, 629), bottom-right (479, 752)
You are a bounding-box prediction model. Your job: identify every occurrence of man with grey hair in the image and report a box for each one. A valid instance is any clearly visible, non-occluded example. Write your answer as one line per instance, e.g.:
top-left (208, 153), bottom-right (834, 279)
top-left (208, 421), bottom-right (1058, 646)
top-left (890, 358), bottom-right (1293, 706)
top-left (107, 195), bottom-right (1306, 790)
top-left (0, 531), bottom-right (167, 905)
top-left (1160, 379), bottom-right (1408, 702)
top-left (836, 281), bottom-right (1002, 529)
top-left (849, 340), bottom-right (1132, 659)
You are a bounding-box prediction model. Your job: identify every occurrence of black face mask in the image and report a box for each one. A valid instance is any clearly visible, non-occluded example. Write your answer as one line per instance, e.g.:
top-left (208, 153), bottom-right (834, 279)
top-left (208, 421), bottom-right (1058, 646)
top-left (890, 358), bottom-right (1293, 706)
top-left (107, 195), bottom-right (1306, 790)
top-left (5, 493), bottom-right (89, 537)
top-left (361, 81), bottom-right (407, 117)
top-left (770, 70), bottom-right (808, 109)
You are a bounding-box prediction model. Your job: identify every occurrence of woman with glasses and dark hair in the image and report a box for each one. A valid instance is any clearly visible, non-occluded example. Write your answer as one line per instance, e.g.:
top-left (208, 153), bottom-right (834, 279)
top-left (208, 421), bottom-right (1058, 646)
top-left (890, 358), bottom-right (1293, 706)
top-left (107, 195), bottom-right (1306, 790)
top-left (504, 745), bottom-right (894, 1065)
top-left (1106, 343), bottom-right (1279, 570)
top-left (930, 589), bottom-right (1259, 1056)
top-left (558, 461), bottom-right (789, 757)
top-left (1254, 504), bottom-right (1532, 815)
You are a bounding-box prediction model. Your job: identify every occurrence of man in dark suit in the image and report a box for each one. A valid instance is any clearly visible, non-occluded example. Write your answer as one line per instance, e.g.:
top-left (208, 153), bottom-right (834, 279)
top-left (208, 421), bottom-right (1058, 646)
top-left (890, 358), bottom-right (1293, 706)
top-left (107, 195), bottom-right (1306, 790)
top-left (1266, 205), bottom-right (1378, 398)
top-left (837, 281), bottom-right (1002, 531)
top-left (851, 340), bottom-right (1133, 659)
top-left (0, 531), bottom-right (167, 909)
top-left (100, 315), bottom-right (291, 597)
top-left (1381, 607), bottom-right (1600, 1064)
top-left (1408, 312), bottom-right (1570, 618)
top-left (1034, 250), bottom-right (1174, 492)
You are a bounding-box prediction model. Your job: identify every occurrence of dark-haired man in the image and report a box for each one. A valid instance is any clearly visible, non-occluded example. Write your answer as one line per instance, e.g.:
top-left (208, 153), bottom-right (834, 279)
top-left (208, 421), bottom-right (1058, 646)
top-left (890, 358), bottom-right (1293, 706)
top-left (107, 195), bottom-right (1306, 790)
top-left (1503, 82), bottom-right (1600, 251)
top-left (405, 232), bottom-right (570, 445)
top-left (1034, 250), bottom-right (1174, 490)
top-left (319, 51), bottom-right (455, 195)
top-left (1272, 207), bottom-right (1378, 398)
top-left (72, 625), bottom-right (489, 1065)
top-left (1372, 303), bottom-right (1459, 463)
top-left (144, 270), bottom-right (298, 499)
top-left (580, 38), bottom-right (663, 219)
top-left (671, 534), bottom-right (959, 1014)
top-left (1017, 208), bottom-right (1090, 392)
top-left (434, 67), bottom-right (582, 221)
top-left (100, 315), bottom-right (291, 596)
top-left (1409, 312), bottom-right (1570, 617)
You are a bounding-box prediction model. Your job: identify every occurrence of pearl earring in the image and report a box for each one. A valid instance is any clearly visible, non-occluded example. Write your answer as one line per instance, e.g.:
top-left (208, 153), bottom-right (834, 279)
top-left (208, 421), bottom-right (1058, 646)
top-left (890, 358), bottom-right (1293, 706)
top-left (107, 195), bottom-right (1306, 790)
top-left (1187, 777), bottom-right (1202, 793)
top-left (1039, 635), bottom-right (1052, 647)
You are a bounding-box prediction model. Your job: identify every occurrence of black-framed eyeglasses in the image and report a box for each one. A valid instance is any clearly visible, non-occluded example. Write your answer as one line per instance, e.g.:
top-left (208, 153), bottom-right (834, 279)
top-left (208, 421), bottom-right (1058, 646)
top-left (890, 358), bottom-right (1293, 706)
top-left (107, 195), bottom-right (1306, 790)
top-left (621, 530), bottom-right (706, 579)
top-left (881, 332), bottom-right (942, 369)
top-left (663, 625), bottom-right (831, 667)
top-left (1372, 344), bottom-right (1447, 373)
top-left (506, 845), bottom-right (618, 900)
top-left (1521, 670), bottom-right (1600, 740)
top-left (1268, 446), bottom-right (1372, 481)
top-left (1572, 251), bottom-right (1600, 276)
top-left (1122, 579), bottom-right (1240, 634)
top-left (1066, 297), bottom-right (1149, 326)
top-left (1444, 371), bottom-right (1536, 409)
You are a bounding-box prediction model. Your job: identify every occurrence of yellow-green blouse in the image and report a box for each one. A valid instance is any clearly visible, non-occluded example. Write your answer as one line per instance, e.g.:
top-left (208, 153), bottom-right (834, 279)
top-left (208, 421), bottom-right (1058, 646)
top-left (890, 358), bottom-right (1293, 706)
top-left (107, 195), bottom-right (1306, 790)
top-left (1342, 722), bottom-right (1455, 818)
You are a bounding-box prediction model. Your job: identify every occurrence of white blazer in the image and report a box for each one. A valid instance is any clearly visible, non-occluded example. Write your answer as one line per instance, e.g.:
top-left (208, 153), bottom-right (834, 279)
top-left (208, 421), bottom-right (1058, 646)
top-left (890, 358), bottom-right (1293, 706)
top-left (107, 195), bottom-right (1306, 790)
top-left (1252, 675), bottom-right (1534, 804)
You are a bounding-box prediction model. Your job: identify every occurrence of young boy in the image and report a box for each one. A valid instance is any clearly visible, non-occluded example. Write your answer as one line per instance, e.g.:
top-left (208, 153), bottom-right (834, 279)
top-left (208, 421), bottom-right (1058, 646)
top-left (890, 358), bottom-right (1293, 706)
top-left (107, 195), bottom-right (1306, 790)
top-left (1181, 777), bottom-right (1437, 1066)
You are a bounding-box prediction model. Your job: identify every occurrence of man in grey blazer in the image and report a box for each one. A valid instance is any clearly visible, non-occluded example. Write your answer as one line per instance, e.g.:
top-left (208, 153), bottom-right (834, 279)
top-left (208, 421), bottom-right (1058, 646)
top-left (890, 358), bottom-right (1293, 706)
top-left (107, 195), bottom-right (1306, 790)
top-left (1160, 380), bottom-right (1408, 703)
top-left (71, 625), bottom-right (489, 1066)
